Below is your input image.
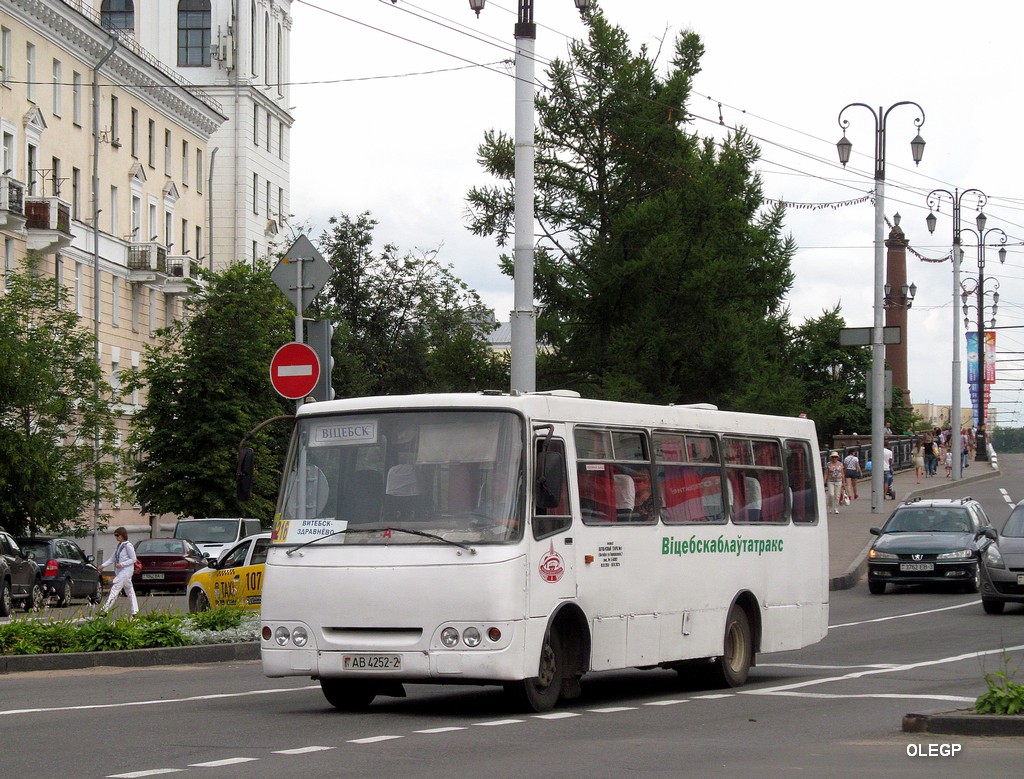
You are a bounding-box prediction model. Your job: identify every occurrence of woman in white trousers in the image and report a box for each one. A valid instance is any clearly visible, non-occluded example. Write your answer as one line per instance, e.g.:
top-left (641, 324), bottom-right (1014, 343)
top-left (99, 526), bottom-right (139, 616)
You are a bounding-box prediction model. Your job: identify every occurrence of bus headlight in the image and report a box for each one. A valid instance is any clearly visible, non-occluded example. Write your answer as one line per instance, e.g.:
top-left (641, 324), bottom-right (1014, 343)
top-left (441, 627), bottom-right (460, 648)
top-left (463, 627), bottom-right (482, 647)
top-left (292, 627), bottom-right (308, 647)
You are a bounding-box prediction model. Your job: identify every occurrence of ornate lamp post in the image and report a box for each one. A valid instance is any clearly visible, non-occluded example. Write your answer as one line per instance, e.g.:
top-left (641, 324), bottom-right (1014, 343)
top-left (837, 102), bottom-right (925, 512)
top-left (469, 0), bottom-right (591, 392)
top-left (925, 187), bottom-right (987, 480)
top-left (957, 217), bottom-right (1006, 461)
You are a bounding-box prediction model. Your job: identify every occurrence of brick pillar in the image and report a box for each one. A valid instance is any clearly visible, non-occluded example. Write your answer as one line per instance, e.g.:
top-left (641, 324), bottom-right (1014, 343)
top-left (885, 217), bottom-right (910, 406)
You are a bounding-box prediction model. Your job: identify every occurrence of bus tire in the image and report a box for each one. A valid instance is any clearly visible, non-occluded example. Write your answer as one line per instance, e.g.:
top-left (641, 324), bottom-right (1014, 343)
top-left (320, 679), bottom-right (377, 712)
top-left (710, 606), bottom-right (752, 688)
top-left (506, 629), bottom-right (564, 712)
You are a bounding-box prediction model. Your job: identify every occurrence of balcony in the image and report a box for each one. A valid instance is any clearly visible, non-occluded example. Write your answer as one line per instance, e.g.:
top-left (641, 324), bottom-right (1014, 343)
top-left (163, 255), bottom-right (204, 295)
top-left (0, 175), bottom-right (26, 230)
top-left (127, 242), bottom-right (168, 284)
top-left (24, 196), bottom-right (72, 253)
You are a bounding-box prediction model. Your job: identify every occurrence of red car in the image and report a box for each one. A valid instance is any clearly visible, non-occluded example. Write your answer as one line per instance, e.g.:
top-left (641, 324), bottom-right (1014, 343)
top-left (132, 538), bottom-right (209, 594)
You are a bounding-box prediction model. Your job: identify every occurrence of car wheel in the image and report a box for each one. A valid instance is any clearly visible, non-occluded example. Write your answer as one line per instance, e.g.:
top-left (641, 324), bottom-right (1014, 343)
top-left (506, 628), bottom-right (565, 712)
top-left (868, 580), bottom-right (887, 595)
top-left (0, 579), bottom-right (12, 617)
top-left (982, 598), bottom-right (1005, 615)
top-left (963, 565), bottom-right (981, 594)
top-left (189, 589), bottom-right (211, 614)
top-left (58, 578), bottom-right (74, 607)
top-left (320, 679), bottom-right (377, 711)
top-left (709, 606), bottom-right (752, 688)
top-left (23, 582), bottom-right (44, 612)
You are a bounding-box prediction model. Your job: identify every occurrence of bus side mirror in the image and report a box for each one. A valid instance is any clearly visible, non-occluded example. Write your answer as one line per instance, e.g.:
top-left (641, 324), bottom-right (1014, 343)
top-left (536, 450), bottom-right (564, 509)
top-left (236, 446), bottom-right (255, 502)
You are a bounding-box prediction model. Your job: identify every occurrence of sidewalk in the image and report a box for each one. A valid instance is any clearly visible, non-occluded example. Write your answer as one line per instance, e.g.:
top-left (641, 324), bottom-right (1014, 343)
top-left (828, 461), bottom-right (1000, 590)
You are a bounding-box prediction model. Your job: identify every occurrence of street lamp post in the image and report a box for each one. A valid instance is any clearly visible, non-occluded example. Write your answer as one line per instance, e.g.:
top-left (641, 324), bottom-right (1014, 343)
top-left (957, 217), bottom-right (1007, 460)
top-left (469, 0), bottom-right (591, 393)
top-left (837, 102), bottom-right (925, 513)
top-left (925, 187), bottom-right (987, 481)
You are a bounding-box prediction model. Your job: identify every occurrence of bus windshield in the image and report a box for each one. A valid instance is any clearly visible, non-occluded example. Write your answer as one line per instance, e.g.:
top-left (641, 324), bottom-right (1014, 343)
top-left (276, 409), bottom-right (525, 546)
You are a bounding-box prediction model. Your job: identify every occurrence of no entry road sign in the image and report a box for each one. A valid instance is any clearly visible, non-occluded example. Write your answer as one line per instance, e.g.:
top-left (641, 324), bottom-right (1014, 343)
top-left (270, 342), bottom-right (320, 400)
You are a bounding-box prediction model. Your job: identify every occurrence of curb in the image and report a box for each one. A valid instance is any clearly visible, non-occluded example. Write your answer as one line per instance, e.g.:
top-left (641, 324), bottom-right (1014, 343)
top-left (0, 641), bottom-right (259, 674)
top-left (828, 467), bottom-right (1000, 592)
top-left (903, 710), bottom-right (1024, 737)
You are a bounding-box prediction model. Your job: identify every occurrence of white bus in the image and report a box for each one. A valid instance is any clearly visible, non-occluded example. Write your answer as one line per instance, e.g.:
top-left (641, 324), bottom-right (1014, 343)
top-left (256, 391), bottom-right (829, 712)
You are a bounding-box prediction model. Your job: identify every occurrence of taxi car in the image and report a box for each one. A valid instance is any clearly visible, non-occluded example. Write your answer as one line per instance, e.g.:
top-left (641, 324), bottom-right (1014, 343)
top-left (186, 532), bottom-right (271, 613)
top-left (867, 496), bottom-right (992, 595)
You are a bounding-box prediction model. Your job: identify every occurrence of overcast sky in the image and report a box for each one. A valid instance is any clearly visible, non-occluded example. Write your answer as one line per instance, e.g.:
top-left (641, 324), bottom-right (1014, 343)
top-left (287, 0), bottom-right (1024, 426)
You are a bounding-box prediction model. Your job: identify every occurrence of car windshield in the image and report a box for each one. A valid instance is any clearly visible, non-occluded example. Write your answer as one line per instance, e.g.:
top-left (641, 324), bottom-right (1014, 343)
top-left (1003, 507), bottom-right (1024, 538)
top-left (885, 508), bottom-right (972, 534)
top-left (137, 539), bottom-right (185, 555)
top-left (174, 520), bottom-right (238, 544)
top-left (276, 409), bottom-right (525, 546)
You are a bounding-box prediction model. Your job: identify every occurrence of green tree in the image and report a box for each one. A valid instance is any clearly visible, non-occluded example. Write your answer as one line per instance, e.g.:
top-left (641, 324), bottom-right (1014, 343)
top-left (312, 212), bottom-right (506, 396)
top-left (124, 262), bottom-right (294, 522)
top-left (0, 254), bottom-right (120, 536)
top-left (466, 10), bottom-right (797, 410)
top-left (788, 307), bottom-right (870, 446)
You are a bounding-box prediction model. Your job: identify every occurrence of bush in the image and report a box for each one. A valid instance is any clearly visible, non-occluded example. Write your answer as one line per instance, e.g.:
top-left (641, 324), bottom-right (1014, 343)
top-left (0, 606), bottom-right (255, 656)
top-left (976, 668), bottom-right (1024, 716)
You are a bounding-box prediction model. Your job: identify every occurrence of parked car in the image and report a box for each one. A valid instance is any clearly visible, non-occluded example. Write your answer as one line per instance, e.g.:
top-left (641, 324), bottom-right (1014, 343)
top-left (16, 536), bottom-right (101, 606)
top-left (867, 496), bottom-right (992, 595)
top-left (186, 533), bottom-right (272, 613)
top-left (132, 538), bottom-right (209, 594)
top-left (979, 500), bottom-right (1024, 614)
top-left (0, 529), bottom-right (45, 615)
top-left (173, 517), bottom-right (263, 562)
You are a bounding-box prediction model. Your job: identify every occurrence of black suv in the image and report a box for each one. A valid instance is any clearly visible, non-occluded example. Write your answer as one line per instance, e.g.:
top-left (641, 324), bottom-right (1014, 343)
top-left (867, 497), bottom-right (993, 595)
top-left (17, 536), bottom-right (101, 606)
top-left (0, 529), bottom-right (44, 616)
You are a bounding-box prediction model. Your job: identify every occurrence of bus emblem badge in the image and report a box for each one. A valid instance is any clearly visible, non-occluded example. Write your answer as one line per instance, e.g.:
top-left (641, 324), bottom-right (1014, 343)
top-left (539, 543), bottom-right (565, 583)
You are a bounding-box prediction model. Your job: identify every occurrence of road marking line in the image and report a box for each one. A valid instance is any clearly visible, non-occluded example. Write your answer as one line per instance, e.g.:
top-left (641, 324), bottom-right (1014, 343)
top-left (643, 699), bottom-right (689, 706)
top-left (473, 719), bottom-right (524, 726)
top-left (760, 663), bottom-right (900, 670)
top-left (750, 692), bottom-right (976, 702)
top-left (533, 711), bottom-right (581, 719)
top-left (348, 735), bottom-right (403, 744)
top-left (108, 771), bottom-right (184, 778)
top-left (188, 758), bottom-right (259, 767)
top-left (415, 726), bottom-right (467, 733)
top-left (272, 746), bottom-right (335, 754)
top-left (830, 600), bottom-right (978, 629)
top-left (692, 694), bottom-right (733, 699)
top-left (587, 706), bottom-right (638, 713)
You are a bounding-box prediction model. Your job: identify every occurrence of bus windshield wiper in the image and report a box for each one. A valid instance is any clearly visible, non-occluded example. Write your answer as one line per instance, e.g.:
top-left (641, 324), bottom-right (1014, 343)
top-left (284, 525), bottom-right (475, 556)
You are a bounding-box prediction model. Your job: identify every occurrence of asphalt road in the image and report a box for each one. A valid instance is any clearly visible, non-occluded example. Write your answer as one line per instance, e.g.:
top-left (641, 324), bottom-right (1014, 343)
top-left (3, 459), bottom-right (1022, 777)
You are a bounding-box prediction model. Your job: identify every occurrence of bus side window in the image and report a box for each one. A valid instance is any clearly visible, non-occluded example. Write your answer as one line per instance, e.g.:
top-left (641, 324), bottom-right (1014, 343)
top-left (786, 440), bottom-right (818, 524)
top-left (534, 438), bottom-right (571, 540)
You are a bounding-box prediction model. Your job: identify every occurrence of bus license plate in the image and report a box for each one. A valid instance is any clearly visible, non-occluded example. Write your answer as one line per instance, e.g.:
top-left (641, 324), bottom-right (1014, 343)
top-left (141, 573), bottom-right (165, 580)
top-left (900, 563), bottom-right (933, 572)
top-left (343, 654), bottom-right (401, 671)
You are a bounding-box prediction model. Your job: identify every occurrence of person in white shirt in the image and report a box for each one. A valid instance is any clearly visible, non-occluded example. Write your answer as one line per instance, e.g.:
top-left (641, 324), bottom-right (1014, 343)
top-left (882, 446), bottom-right (894, 498)
top-left (98, 526), bottom-right (139, 617)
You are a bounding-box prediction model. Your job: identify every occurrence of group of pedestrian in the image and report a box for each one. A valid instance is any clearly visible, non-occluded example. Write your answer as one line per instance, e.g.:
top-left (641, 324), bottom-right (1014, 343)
top-left (913, 426), bottom-right (976, 482)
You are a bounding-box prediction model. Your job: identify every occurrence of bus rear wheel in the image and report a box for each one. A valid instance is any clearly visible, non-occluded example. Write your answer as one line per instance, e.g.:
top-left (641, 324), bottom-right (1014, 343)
top-left (320, 679), bottom-right (377, 712)
top-left (506, 629), bottom-right (564, 712)
top-left (710, 606), bottom-right (752, 688)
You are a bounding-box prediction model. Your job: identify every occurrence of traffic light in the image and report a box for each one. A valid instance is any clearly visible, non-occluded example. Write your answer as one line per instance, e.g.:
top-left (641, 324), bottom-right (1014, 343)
top-left (305, 318), bottom-right (335, 402)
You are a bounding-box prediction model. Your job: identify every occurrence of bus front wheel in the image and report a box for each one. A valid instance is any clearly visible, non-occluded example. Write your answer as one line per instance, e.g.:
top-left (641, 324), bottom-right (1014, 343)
top-left (506, 629), bottom-right (564, 712)
top-left (320, 679), bottom-right (377, 712)
top-left (710, 606), bottom-right (752, 688)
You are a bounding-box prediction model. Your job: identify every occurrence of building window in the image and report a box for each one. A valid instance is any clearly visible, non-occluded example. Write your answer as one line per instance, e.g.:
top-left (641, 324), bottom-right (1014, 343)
top-left (277, 24), bottom-right (283, 94)
top-left (278, 187), bottom-right (283, 223)
top-left (278, 122), bottom-right (284, 160)
top-left (264, 12), bottom-right (270, 82)
top-left (130, 108), bottom-right (139, 157)
top-left (181, 140), bottom-right (189, 185)
top-left (110, 95), bottom-right (119, 146)
top-left (71, 167), bottom-right (81, 220)
top-left (266, 113), bottom-right (272, 155)
top-left (0, 28), bottom-right (11, 85)
top-left (252, 173), bottom-right (258, 214)
top-left (148, 288), bottom-right (156, 334)
top-left (194, 225), bottom-right (202, 261)
top-left (147, 119), bottom-right (156, 167)
top-left (52, 59), bottom-right (62, 116)
top-left (50, 157), bottom-right (61, 197)
top-left (109, 185), bottom-right (118, 235)
top-left (253, 106), bottom-right (259, 147)
top-left (72, 72), bottom-right (82, 125)
top-left (196, 148), bottom-right (203, 194)
top-left (266, 180), bottom-right (271, 217)
top-left (75, 262), bottom-right (83, 316)
top-left (250, 2), bottom-right (258, 74)
top-left (177, 0), bottom-right (212, 67)
top-left (111, 277), bottom-right (121, 328)
top-left (181, 218), bottom-right (189, 254)
top-left (26, 43), bottom-right (36, 102)
top-left (101, 0), bottom-right (135, 32)
top-left (164, 129), bottom-right (171, 172)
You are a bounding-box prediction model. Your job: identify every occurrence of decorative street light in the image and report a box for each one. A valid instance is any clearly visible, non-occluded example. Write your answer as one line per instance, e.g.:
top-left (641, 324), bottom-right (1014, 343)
top-left (925, 186), bottom-right (987, 480)
top-left (837, 101), bottom-right (925, 513)
top-left (470, 0), bottom-right (591, 393)
top-left (957, 217), bottom-right (1007, 461)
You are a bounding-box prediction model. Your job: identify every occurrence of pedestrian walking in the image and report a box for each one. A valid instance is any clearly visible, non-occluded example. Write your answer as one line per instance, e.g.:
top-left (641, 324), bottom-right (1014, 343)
top-left (98, 527), bottom-right (139, 617)
top-left (842, 450), bottom-right (862, 501)
top-left (824, 451), bottom-right (844, 515)
top-left (913, 440), bottom-right (925, 484)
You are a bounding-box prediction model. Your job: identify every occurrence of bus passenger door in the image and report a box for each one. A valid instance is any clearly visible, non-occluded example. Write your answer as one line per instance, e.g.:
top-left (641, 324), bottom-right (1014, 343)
top-left (528, 431), bottom-right (577, 618)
